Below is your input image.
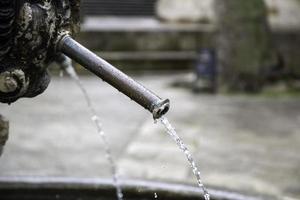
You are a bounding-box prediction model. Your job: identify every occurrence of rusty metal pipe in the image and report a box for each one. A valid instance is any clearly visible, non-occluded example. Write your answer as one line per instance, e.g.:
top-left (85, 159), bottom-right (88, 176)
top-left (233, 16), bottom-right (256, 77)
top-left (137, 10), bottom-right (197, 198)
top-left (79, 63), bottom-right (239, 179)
top-left (58, 35), bottom-right (169, 119)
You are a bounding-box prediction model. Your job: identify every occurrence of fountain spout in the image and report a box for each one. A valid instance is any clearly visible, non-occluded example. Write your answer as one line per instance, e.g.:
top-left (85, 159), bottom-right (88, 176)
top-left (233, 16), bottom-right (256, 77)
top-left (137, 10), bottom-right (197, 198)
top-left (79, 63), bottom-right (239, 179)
top-left (0, 0), bottom-right (169, 118)
top-left (57, 35), bottom-right (170, 119)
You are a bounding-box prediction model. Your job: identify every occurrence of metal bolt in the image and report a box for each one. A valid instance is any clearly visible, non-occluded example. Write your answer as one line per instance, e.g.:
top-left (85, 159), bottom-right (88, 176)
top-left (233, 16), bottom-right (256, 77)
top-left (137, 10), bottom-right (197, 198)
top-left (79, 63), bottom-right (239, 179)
top-left (0, 72), bottom-right (19, 93)
top-left (4, 76), bottom-right (18, 92)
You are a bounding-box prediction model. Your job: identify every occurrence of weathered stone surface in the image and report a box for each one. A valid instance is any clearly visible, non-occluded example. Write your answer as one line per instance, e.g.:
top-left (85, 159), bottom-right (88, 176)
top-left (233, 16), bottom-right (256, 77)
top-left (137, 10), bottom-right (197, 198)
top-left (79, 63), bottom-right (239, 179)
top-left (156, 0), bottom-right (215, 23)
top-left (215, 0), bottom-right (279, 92)
top-left (0, 115), bottom-right (9, 155)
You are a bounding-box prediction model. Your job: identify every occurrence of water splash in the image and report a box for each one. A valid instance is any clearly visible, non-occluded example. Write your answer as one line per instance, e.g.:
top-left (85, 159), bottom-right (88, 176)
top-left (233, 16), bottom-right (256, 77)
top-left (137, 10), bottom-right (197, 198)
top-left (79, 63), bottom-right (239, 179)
top-left (154, 192), bottom-right (158, 199)
top-left (62, 56), bottom-right (124, 200)
top-left (159, 116), bottom-right (210, 200)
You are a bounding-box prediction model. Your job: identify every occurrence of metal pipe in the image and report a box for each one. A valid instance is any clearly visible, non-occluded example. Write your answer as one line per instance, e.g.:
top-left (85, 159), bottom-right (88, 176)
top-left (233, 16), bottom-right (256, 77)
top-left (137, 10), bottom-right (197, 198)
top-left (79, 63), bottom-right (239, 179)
top-left (58, 35), bottom-right (169, 119)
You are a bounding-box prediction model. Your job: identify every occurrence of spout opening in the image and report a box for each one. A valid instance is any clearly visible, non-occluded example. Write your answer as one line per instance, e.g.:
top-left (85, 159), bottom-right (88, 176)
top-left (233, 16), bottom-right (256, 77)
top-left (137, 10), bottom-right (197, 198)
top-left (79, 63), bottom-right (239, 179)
top-left (152, 99), bottom-right (170, 119)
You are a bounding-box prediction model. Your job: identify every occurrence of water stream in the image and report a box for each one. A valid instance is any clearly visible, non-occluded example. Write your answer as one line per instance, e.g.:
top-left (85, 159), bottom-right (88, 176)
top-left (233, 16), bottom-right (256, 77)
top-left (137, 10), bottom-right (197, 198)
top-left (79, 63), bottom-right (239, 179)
top-left (60, 55), bottom-right (209, 200)
top-left (159, 117), bottom-right (210, 200)
top-left (62, 57), bottom-right (124, 200)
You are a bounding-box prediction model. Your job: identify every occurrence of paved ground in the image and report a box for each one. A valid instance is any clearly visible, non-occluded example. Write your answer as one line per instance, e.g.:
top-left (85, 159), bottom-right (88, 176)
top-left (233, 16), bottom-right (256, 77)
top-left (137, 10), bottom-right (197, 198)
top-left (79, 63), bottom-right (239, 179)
top-left (0, 74), bottom-right (299, 200)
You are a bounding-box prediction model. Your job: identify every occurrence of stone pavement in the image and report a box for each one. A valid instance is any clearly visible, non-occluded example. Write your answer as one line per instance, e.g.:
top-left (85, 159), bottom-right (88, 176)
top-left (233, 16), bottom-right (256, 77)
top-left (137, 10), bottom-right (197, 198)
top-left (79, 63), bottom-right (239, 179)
top-left (0, 74), bottom-right (300, 200)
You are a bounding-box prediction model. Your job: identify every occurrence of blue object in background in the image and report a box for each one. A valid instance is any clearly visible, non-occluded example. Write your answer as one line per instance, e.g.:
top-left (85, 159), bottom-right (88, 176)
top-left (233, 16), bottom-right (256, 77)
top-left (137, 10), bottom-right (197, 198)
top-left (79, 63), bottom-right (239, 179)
top-left (195, 49), bottom-right (217, 80)
top-left (194, 49), bottom-right (217, 93)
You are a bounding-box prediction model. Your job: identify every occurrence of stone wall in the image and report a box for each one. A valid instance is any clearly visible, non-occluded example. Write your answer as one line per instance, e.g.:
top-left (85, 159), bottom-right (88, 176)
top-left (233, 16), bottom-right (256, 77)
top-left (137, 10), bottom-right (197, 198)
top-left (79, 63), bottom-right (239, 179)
top-left (156, 0), bottom-right (215, 23)
top-left (76, 26), bottom-right (300, 75)
top-left (76, 29), bottom-right (215, 71)
top-left (75, 0), bottom-right (300, 75)
top-left (274, 31), bottom-right (300, 78)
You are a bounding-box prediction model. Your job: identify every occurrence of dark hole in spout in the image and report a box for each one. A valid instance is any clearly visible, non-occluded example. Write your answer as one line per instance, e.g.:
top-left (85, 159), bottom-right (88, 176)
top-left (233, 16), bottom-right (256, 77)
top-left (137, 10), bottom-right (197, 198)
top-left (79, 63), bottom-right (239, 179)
top-left (152, 99), bottom-right (170, 119)
top-left (157, 103), bottom-right (169, 117)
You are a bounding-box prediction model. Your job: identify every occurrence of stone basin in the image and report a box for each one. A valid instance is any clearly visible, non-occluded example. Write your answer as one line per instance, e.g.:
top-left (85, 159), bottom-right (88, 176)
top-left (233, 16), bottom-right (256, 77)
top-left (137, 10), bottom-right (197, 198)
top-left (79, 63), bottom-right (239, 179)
top-left (0, 177), bottom-right (268, 200)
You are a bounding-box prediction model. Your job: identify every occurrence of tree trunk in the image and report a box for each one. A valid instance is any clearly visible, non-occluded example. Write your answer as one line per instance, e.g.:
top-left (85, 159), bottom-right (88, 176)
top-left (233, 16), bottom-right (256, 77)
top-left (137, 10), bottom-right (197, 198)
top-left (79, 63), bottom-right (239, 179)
top-left (215, 0), bottom-right (279, 92)
top-left (0, 115), bottom-right (9, 156)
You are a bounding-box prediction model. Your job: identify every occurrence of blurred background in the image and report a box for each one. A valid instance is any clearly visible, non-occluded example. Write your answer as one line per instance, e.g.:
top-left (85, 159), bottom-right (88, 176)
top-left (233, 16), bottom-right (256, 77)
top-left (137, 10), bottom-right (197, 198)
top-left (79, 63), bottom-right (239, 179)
top-left (0, 0), bottom-right (300, 199)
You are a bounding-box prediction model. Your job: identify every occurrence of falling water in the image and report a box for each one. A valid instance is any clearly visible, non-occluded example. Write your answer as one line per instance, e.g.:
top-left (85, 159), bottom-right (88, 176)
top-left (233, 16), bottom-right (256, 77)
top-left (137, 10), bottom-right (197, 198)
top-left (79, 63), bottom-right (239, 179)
top-left (62, 56), bottom-right (124, 200)
top-left (158, 117), bottom-right (210, 200)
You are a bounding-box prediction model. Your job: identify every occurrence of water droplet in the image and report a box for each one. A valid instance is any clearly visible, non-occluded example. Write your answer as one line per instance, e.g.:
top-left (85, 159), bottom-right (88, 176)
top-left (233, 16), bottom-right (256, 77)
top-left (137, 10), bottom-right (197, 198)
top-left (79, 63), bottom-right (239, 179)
top-left (91, 115), bottom-right (98, 122)
top-left (154, 192), bottom-right (158, 199)
top-left (204, 193), bottom-right (210, 200)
